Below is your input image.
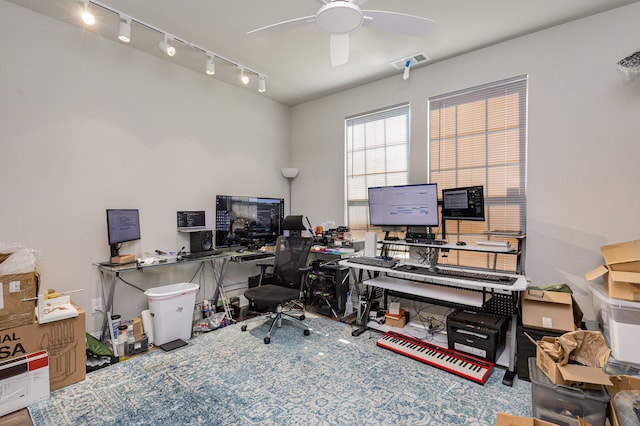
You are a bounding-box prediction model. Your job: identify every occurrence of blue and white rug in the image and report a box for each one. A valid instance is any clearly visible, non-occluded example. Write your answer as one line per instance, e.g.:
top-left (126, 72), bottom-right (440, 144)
top-left (28, 316), bottom-right (532, 425)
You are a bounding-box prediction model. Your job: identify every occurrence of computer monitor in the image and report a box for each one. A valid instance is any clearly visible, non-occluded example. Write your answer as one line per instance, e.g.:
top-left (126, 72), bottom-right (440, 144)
top-left (441, 185), bottom-right (485, 221)
top-left (215, 195), bottom-right (285, 248)
top-left (367, 183), bottom-right (439, 227)
top-left (106, 209), bottom-right (141, 257)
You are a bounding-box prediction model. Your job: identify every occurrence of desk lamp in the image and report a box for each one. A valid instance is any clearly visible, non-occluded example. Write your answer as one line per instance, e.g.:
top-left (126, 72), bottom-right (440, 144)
top-left (281, 168), bottom-right (299, 214)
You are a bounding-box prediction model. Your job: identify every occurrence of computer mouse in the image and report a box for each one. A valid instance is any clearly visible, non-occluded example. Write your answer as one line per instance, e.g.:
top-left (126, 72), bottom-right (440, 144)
top-left (456, 241), bottom-right (466, 246)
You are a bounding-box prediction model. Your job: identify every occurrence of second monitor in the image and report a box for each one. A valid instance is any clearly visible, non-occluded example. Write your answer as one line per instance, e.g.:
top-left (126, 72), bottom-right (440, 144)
top-left (215, 195), bottom-right (285, 248)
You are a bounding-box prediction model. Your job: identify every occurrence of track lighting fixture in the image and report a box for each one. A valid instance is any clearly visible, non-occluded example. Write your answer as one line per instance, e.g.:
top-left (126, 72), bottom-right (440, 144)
top-left (402, 60), bottom-right (411, 80)
top-left (81, 0), bottom-right (95, 26)
top-left (158, 34), bottom-right (176, 57)
top-left (118, 16), bottom-right (131, 43)
top-left (240, 68), bottom-right (250, 85)
top-left (74, 1), bottom-right (267, 92)
top-left (205, 54), bottom-right (215, 75)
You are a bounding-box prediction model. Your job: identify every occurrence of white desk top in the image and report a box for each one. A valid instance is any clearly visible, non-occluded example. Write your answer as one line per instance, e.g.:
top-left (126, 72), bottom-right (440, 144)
top-left (381, 239), bottom-right (516, 253)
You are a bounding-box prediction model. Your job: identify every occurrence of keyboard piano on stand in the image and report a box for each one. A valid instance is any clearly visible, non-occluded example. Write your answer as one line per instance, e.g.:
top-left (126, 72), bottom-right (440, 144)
top-left (376, 331), bottom-right (494, 385)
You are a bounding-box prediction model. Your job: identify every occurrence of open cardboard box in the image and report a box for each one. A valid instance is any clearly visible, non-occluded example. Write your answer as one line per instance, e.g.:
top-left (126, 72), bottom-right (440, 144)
top-left (584, 239), bottom-right (640, 301)
top-left (527, 331), bottom-right (612, 390)
top-left (607, 375), bottom-right (640, 426)
top-left (521, 288), bottom-right (583, 333)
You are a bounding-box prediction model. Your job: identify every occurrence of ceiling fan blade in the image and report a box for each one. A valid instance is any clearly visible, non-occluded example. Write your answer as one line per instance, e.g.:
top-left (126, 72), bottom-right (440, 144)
top-left (248, 15), bottom-right (316, 35)
top-left (330, 33), bottom-right (349, 67)
top-left (362, 10), bottom-right (436, 37)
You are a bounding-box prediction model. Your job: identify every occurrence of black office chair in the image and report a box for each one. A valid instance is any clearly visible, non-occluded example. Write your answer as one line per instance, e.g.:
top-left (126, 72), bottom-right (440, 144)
top-left (241, 216), bottom-right (313, 344)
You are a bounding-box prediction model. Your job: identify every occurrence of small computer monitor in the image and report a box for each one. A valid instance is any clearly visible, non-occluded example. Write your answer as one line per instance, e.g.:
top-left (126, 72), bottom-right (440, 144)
top-left (106, 209), bottom-right (141, 257)
top-left (367, 183), bottom-right (439, 227)
top-left (441, 185), bottom-right (485, 221)
top-left (215, 195), bottom-right (285, 248)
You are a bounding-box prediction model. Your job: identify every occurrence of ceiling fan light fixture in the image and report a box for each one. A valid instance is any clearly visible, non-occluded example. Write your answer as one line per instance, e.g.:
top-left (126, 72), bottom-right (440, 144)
top-left (316, 2), bottom-right (363, 34)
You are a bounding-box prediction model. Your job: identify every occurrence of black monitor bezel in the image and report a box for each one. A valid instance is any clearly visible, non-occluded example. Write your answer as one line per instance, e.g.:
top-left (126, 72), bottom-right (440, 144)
top-left (441, 185), bottom-right (486, 221)
top-left (106, 209), bottom-right (141, 257)
top-left (214, 195), bottom-right (285, 248)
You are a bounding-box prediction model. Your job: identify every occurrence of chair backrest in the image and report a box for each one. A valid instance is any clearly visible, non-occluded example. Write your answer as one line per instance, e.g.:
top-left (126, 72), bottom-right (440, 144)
top-left (271, 235), bottom-right (313, 288)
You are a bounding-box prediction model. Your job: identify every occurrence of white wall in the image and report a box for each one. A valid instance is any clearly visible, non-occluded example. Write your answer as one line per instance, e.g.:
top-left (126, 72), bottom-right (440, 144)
top-left (0, 1), bottom-right (291, 334)
top-left (291, 3), bottom-right (640, 319)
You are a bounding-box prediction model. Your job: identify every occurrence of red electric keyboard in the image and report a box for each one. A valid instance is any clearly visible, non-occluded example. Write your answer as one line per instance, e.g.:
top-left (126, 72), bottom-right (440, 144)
top-left (376, 331), bottom-right (494, 385)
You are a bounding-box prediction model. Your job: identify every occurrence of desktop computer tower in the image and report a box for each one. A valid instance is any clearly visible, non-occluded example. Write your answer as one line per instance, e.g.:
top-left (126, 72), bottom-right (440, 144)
top-left (307, 264), bottom-right (350, 317)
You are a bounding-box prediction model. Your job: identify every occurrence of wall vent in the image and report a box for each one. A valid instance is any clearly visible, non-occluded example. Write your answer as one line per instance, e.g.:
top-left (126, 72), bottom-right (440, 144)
top-left (391, 52), bottom-right (430, 70)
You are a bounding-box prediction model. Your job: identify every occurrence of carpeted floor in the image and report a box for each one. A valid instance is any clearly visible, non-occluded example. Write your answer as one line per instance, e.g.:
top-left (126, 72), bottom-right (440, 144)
top-left (28, 316), bottom-right (532, 425)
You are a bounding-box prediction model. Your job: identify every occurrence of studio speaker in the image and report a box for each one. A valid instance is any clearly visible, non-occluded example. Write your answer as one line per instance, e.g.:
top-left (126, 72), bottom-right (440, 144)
top-left (365, 232), bottom-right (377, 257)
top-left (190, 230), bottom-right (213, 253)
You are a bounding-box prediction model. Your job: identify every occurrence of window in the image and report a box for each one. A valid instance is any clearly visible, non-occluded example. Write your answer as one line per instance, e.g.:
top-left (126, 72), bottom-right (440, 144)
top-left (345, 104), bottom-right (410, 238)
top-left (429, 76), bottom-right (527, 271)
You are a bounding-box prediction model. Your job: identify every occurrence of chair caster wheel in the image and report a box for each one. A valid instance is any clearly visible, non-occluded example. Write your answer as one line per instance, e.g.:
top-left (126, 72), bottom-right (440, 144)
top-left (264, 337), bottom-right (270, 344)
top-left (303, 329), bottom-right (310, 336)
top-left (241, 325), bottom-right (247, 332)
top-left (299, 314), bottom-right (305, 321)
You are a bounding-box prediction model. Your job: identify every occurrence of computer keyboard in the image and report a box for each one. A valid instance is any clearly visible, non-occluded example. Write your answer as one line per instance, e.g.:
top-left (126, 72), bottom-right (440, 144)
top-left (394, 265), bottom-right (517, 285)
top-left (237, 252), bottom-right (275, 261)
top-left (347, 256), bottom-right (397, 268)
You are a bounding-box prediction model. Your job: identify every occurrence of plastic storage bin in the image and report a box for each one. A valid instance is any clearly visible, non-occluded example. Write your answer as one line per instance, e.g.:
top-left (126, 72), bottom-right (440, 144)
top-left (591, 282), bottom-right (640, 364)
top-left (528, 358), bottom-right (609, 426)
top-left (144, 283), bottom-right (199, 346)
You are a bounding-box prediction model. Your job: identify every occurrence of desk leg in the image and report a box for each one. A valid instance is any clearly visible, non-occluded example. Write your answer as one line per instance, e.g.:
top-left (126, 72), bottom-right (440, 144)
top-left (502, 311), bottom-right (518, 386)
top-left (99, 270), bottom-right (119, 356)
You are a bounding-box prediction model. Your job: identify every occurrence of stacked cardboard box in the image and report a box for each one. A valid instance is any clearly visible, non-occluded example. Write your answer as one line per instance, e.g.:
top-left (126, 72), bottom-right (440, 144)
top-left (585, 239), bottom-right (640, 301)
top-left (0, 252), bottom-right (38, 330)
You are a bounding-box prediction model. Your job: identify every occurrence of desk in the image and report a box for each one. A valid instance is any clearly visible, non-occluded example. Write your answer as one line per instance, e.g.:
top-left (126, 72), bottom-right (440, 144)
top-left (339, 259), bottom-right (526, 386)
top-left (95, 253), bottom-right (232, 352)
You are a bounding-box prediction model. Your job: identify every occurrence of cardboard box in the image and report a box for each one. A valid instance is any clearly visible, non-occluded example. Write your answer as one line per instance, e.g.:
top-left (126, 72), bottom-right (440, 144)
top-left (495, 412), bottom-right (559, 426)
top-left (530, 333), bottom-right (612, 390)
top-left (585, 240), bottom-right (640, 301)
top-left (384, 309), bottom-right (406, 328)
top-left (521, 289), bottom-right (583, 333)
top-left (0, 270), bottom-right (38, 331)
top-left (0, 350), bottom-right (49, 416)
top-left (607, 375), bottom-right (640, 426)
top-left (0, 306), bottom-right (86, 391)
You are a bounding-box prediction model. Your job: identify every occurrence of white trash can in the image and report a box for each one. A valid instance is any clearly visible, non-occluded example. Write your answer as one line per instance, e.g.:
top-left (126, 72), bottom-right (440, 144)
top-left (144, 283), bottom-right (199, 346)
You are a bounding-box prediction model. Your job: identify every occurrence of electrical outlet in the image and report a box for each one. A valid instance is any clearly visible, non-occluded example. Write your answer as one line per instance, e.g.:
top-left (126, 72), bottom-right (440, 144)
top-left (91, 298), bottom-right (103, 314)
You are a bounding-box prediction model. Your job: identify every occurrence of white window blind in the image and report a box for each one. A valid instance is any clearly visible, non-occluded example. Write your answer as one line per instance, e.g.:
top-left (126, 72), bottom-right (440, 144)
top-left (345, 104), bottom-right (410, 237)
top-left (429, 76), bottom-right (527, 270)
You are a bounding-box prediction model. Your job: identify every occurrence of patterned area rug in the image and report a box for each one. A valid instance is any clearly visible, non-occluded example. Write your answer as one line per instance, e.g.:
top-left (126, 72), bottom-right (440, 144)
top-left (28, 316), bottom-right (532, 425)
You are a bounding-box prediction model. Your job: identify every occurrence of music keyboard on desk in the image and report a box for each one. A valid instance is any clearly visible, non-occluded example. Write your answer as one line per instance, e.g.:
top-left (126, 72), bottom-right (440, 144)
top-left (376, 331), bottom-right (494, 384)
top-left (393, 265), bottom-right (517, 286)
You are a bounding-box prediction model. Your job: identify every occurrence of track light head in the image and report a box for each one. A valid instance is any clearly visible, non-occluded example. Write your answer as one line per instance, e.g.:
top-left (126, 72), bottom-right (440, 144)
top-left (239, 68), bottom-right (250, 85)
top-left (158, 34), bottom-right (176, 57)
top-left (118, 16), bottom-right (131, 43)
top-left (205, 54), bottom-right (215, 75)
top-left (81, 0), bottom-right (95, 26)
top-left (258, 75), bottom-right (266, 93)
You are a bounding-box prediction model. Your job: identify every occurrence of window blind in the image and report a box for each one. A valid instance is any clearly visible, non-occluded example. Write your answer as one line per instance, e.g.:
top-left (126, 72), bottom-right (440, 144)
top-left (429, 76), bottom-right (527, 270)
top-left (345, 104), bottom-right (410, 237)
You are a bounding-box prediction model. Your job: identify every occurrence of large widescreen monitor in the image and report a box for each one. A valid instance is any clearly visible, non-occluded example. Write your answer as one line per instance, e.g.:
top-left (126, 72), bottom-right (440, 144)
top-left (106, 209), bottom-right (141, 257)
top-left (368, 183), bottom-right (439, 227)
top-left (215, 195), bottom-right (285, 248)
top-left (441, 185), bottom-right (485, 221)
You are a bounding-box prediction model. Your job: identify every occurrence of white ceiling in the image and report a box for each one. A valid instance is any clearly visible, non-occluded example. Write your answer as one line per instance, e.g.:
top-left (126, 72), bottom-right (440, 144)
top-left (8, 0), bottom-right (639, 106)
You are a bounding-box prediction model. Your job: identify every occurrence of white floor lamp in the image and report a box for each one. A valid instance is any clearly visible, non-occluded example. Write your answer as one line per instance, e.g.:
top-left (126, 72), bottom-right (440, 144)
top-left (281, 168), bottom-right (299, 215)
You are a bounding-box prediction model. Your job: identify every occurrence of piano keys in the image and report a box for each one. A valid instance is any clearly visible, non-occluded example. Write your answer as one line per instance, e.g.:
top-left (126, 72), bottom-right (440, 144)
top-left (376, 331), bottom-right (494, 385)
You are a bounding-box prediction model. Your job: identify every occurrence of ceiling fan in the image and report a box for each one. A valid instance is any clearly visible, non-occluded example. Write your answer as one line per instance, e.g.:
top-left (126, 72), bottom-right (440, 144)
top-left (247, 0), bottom-right (436, 67)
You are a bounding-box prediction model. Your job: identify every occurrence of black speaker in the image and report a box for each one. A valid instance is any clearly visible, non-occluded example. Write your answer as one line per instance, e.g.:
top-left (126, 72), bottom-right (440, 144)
top-left (190, 230), bottom-right (213, 253)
